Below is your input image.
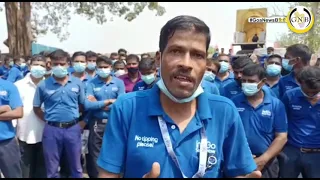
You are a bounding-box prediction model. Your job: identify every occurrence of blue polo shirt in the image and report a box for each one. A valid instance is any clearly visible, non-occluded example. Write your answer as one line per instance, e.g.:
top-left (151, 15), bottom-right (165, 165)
top-left (232, 89), bottom-right (288, 155)
top-left (201, 80), bottom-right (220, 95)
top-left (6, 65), bottom-right (24, 83)
top-left (84, 76), bottom-right (125, 120)
top-left (278, 72), bottom-right (298, 98)
top-left (133, 79), bottom-right (159, 92)
top-left (33, 76), bottom-right (85, 122)
top-left (266, 82), bottom-right (280, 99)
top-left (282, 87), bottom-right (320, 149)
top-left (97, 85), bottom-right (256, 178)
top-left (215, 72), bottom-right (234, 90)
top-left (0, 79), bottom-right (23, 141)
top-left (71, 72), bottom-right (93, 88)
top-left (0, 65), bottom-right (10, 79)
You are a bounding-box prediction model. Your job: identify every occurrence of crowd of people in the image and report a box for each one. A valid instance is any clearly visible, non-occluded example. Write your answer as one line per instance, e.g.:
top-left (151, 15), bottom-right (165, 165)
top-left (0, 15), bottom-right (319, 178)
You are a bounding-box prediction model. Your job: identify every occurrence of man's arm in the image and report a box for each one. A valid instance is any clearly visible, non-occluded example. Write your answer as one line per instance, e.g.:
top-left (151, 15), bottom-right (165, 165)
top-left (33, 84), bottom-right (45, 121)
top-left (0, 105), bottom-right (11, 114)
top-left (0, 83), bottom-right (23, 120)
top-left (98, 168), bottom-right (121, 178)
top-left (0, 107), bottom-right (23, 120)
top-left (84, 83), bottom-right (112, 111)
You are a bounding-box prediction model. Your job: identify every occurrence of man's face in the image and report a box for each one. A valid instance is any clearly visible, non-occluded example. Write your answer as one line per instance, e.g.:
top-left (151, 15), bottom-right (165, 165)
top-left (114, 63), bottom-right (125, 71)
top-left (126, 58), bottom-right (139, 69)
top-left (300, 82), bottom-right (320, 100)
top-left (140, 68), bottom-right (156, 76)
top-left (266, 57), bottom-right (282, 66)
top-left (267, 50), bottom-right (274, 55)
top-left (206, 64), bottom-right (218, 75)
top-left (110, 55), bottom-right (119, 60)
top-left (86, 57), bottom-right (97, 64)
top-left (72, 55), bottom-right (87, 66)
top-left (31, 60), bottom-right (46, 68)
top-left (233, 68), bottom-right (244, 81)
top-left (51, 58), bottom-right (68, 68)
top-left (160, 30), bottom-right (207, 99)
top-left (45, 57), bottom-right (51, 71)
top-left (16, 58), bottom-right (25, 66)
top-left (97, 61), bottom-right (112, 69)
top-left (218, 55), bottom-right (230, 64)
top-left (242, 74), bottom-right (265, 89)
top-left (120, 56), bottom-right (126, 62)
top-left (284, 51), bottom-right (304, 70)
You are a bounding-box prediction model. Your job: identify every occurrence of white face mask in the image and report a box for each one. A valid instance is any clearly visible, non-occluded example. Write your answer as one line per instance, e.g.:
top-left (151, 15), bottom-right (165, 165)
top-left (114, 69), bottom-right (126, 77)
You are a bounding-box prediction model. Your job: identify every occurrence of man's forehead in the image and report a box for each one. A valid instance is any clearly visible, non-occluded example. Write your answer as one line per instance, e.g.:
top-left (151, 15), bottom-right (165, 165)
top-left (166, 30), bottom-right (207, 52)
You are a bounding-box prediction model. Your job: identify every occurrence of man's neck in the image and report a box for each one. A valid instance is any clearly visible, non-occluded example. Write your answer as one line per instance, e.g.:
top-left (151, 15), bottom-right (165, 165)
top-left (247, 90), bottom-right (264, 108)
top-left (53, 75), bottom-right (68, 85)
top-left (218, 71), bottom-right (229, 81)
top-left (86, 69), bottom-right (95, 75)
top-left (30, 75), bottom-right (42, 85)
top-left (160, 92), bottom-right (197, 132)
top-left (128, 72), bottom-right (139, 80)
top-left (73, 72), bottom-right (86, 79)
top-left (99, 76), bottom-right (112, 83)
top-left (266, 76), bottom-right (280, 86)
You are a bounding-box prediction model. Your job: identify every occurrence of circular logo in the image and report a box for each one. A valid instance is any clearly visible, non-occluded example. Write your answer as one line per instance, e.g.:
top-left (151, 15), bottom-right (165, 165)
top-left (286, 6), bottom-right (314, 34)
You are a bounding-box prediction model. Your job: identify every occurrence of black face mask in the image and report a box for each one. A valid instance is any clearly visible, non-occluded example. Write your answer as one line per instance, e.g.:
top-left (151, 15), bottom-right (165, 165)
top-left (127, 67), bottom-right (139, 73)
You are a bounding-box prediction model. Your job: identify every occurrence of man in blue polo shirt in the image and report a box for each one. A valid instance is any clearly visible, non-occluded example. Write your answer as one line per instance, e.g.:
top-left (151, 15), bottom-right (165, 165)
top-left (6, 56), bottom-right (26, 83)
top-left (202, 59), bottom-right (220, 95)
top-left (279, 66), bottom-right (320, 178)
top-left (85, 51), bottom-right (98, 78)
top-left (278, 44), bottom-right (311, 98)
top-left (97, 15), bottom-right (260, 178)
top-left (133, 58), bottom-right (158, 91)
top-left (232, 64), bottom-right (288, 178)
top-left (215, 54), bottom-right (234, 90)
top-left (84, 56), bottom-right (125, 178)
top-left (0, 78), bottom-right (23, 178)
top-left (221, 56), bottom-right (253, 99)
top-left (33, 49), bottom-right (85, 178)
top-left (264, 54), bottom-right (282, 98)
top-left (0, 55), bottom-right (12, 79)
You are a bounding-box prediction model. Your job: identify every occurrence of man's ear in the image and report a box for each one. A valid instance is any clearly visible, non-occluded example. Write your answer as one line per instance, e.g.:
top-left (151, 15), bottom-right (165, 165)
top-left (155, 51), bottom-right (161, 67)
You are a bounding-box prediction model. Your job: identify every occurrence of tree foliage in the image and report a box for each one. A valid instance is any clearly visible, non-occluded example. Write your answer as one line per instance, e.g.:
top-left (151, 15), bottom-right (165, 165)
top-left (31, 2), bottom-right (166, 41)
top-left (273, 2), bottom-right (320, 52)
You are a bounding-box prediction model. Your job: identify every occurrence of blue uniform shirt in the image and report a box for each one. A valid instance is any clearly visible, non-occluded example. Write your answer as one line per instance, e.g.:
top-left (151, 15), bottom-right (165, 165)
top-left (266, 82), bottom-right (280, 99)
top-left (232, 89), bottom-right (288, 155)
top-left (97, 85), bottom-right (256, 178)
top-left (278, 72), bottom-right (298, 98)
top-left (6, 65), bottom-right (24, 83)
top-left (282, 87), bottom-right (320, 149)
top-left (84, 76), bottom-right (125, 120)
top-left (133, 79), bottom-right (159, 92)
top-left (33, 76), bottom-right (85, 122)
top-left (216, 72), bottom-right (235, 91)
top-left (201, 80), bottom-right (220, 95)
top-left (0, 79), bottom-right (23, 141)
top-left (0, 65), bottom-right (10, 79)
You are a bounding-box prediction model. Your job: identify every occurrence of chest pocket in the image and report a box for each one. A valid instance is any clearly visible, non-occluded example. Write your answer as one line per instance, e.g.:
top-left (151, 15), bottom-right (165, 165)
top-left (288, 100), bottom-right (306, 121)
top-left (0, 90), bottom-right (9, 105)
top-left (67, 86), bottom-right (80, 100)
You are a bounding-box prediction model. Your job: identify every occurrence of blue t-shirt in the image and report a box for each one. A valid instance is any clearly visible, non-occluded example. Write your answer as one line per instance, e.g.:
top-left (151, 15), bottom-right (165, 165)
top-left (6, 65), bottom-right (24, 83)
top-left (97, 85), bottom-right (256, 178)
top-left (216, 72), bottom-right (235, 91)
top-left (0, 79), bottom-right (23, 141)
top-left (278, 72), bottom-right (299, 98)
top-left (232, 89), bottom-right (288, 155)
top-left (282, 87), bottom-right (320, 149)
top-left (201, 80), bottom-right (220, 95)
top-left (0, 65), bottom-right (10, 79)
top-left (133, 79), bottom-right (159, 92)
top-left (33, 76), bottom-right (85, 122)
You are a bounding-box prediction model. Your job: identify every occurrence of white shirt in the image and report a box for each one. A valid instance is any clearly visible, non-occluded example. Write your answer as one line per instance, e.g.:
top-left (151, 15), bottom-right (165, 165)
top-left (14, 73), bottom-right (45, 144)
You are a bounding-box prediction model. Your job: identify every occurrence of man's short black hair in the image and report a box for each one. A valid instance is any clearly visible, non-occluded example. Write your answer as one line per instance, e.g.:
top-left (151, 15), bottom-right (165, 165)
top-left (243, 64), bottom-right (266, 81)
top-left (4, 54), bottom-right (13, 62)
top-left (267, 47), bottom-right (274, 51)
top-left (298, 66), bottom-right (320, 89)
top-left (30, 54), bottom-right (46, 64)
top-left (86, 51), bottom-right (98, 59)
top-left (96, 56), bottom-right (112, 66)
top-left (113, 60), bottom-right (125, 67)
top-left (127, 54), bottom-right (140, 62)
top-left (159, 15), bottom-right (211, 53)
top-left (286, 44), bottom-right (312, 65)
top-left (39, 51), bottom-right (51, 57)
top-left (266, 54), bottom-right (282, 62)
top-left (72, 51), bottom-right (86, 61)
top-left (139, 58), bottom-right (156, 70)
top-left (118, 48), bottom-right (127, 55)
top-left (49, 49), bottom-right (69, 61)
top-left (232, 56), bottom-right (253, 69)
top-left (110, 52), bottom-right (118, 57)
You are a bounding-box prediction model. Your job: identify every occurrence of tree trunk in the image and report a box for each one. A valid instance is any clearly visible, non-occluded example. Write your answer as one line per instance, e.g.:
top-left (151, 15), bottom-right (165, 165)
top-left (308, 2), bottom-right (319, 53)
top-left (5, 2), bottom-right (33, 57)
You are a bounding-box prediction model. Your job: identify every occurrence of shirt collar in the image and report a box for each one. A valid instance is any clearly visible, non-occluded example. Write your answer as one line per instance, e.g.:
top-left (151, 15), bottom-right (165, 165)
top-left (147, 84), bottom-right (212, 120)
top-left (50, 75), bottom-right (72, 84)
top-left (240, 87), bottom-right (272, 105)
top-left (96, 76), bottom-right (115, 84)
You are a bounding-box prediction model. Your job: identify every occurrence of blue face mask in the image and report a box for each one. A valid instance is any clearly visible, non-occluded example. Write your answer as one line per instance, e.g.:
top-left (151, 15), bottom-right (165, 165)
top-left (282, 59), bottom-right (293, 72)
top-left (266, 64), bottom-right (282, 76)
top-left (96, 68), bottom-right (111, 78)
top-left (203, 71), bottom-right (216, 82)
top-left (157, 58), bottom-right (203, 103)
top-left (73, 62), bottom-right (86, 73)
top-left (30, 65), bottom-right (46, 79)
top-left (141, 73), bottom-right (156, 85)
top-left (9, 61), bottom-right (14, 67)
top-left (242, 82), bottom-right (261, 96)
top-left (52, 66), bottom-right (68, 78)
top-left (219, 61), bottom-right (229, 73)
top-left (20, 63), bottom-right (27, 69)
top-left (87, 62), bottom-right (96, 70)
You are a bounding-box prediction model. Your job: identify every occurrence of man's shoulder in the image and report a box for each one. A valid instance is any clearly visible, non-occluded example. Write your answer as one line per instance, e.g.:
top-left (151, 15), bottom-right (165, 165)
top-left (284, 87), bottom-right (301, 97)
top-left (118, 74), bottom-right (127, 80)
top-left (224, 80), bottom-right (237, 88)
top-left (206, 93), bottom-right (238, 110)
top-left (0, 79), bottom-right (15, 88)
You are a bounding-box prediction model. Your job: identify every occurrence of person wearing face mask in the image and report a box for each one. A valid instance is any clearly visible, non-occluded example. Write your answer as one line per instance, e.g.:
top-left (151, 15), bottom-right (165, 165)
top-left (97, 15), bottom-right (261, 178)
top-left (264, 54), bottom-right (282, 98)
top-left (83, 56), bottom-right (125, 178)
top-left (202, 59), bottom-right (220, 95)
top-left (0, 55), bottom-right (13, 79)
top-left (279, 66), bottom-right (320, 178)
top-left (231, 64), bottom-right (288, 178)
top-left (85, 51), bottom-right (98, 78)
top-left (113, 60), bottom-right (127, 77)
top-left (110, 52), bottom-right (119, 65)
top-left (215, 54), bottom-right (235, 90)
top-left (133, 58), bottom-right (158, 91)
top-left (14, 55), bottom-right (47, 178)
top-left (118, 54), bottom-right (141, 93)
top-left (33, 49), bottom-right (85, 178)
top-left (221, 57), bottom-right (253, 99)
top-left (6, 57), bottom-right (27, 83)
top-left (278, 44), bottom-right (312, 98)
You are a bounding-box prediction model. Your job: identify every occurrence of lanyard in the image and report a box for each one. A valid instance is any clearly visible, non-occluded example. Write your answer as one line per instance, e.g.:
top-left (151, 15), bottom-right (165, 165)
top-left (158, 116), bottom-right (208, 178)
